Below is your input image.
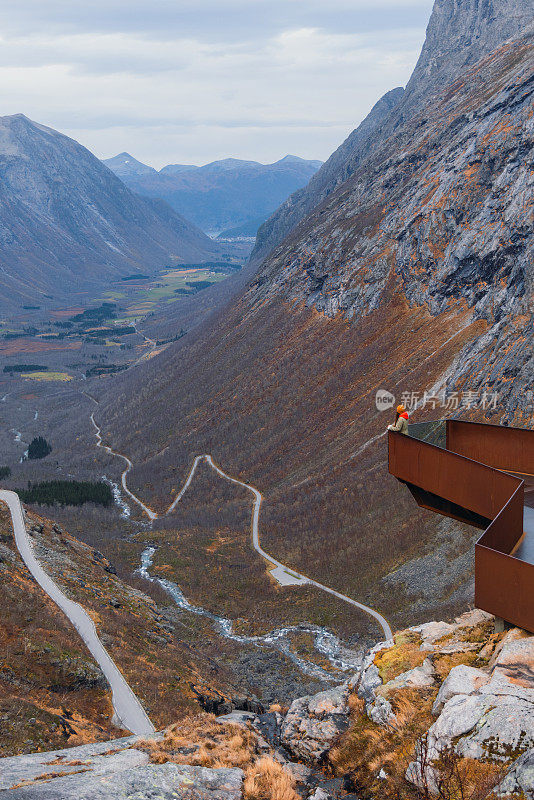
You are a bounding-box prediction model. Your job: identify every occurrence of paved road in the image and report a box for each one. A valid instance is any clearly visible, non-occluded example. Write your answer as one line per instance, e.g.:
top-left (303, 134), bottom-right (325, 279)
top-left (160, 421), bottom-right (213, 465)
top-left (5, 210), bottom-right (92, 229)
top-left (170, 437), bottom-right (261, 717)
top-left (204, 456), bottom-right (393, 641)
top-left (0, 489), bottom-right (155, 736)
top-left (88, 406), bottom-right (393, 641)
top-left (90, 413), bottom-right (158, 521)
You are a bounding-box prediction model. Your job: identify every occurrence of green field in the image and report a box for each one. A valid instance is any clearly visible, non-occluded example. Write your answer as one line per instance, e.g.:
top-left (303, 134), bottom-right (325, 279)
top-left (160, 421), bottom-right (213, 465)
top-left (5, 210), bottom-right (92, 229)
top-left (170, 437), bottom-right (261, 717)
top-left (97, 267), bottom-right (230, 318)
top-left (21, 371), bottom-right (73, 382)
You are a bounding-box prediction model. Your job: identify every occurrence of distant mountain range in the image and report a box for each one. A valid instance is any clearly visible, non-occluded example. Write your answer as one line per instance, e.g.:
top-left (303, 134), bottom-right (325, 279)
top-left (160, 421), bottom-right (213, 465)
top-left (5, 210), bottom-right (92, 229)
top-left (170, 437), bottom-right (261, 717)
top-left (103, 153), bottom-right (323, 236)
top-left (0, 115), bottom-right (225, 309)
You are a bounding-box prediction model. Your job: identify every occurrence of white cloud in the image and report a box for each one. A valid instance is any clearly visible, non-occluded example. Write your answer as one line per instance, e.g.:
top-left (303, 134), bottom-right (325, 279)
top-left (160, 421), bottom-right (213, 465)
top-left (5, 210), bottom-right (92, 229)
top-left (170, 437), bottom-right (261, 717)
top-left (0, 1), bottom-right (433, 165)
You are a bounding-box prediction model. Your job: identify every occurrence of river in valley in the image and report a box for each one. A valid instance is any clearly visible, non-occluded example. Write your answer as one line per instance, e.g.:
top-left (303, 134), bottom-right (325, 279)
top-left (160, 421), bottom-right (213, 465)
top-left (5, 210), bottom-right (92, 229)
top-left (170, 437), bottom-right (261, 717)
top-left (137, 546), bottom-right (365, 684)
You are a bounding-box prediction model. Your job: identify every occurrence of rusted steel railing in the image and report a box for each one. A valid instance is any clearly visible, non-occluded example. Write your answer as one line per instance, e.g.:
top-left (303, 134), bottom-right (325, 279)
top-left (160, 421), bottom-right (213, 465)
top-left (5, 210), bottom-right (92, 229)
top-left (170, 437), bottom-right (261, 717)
top-left (388, 420), bottom-right (534, 633)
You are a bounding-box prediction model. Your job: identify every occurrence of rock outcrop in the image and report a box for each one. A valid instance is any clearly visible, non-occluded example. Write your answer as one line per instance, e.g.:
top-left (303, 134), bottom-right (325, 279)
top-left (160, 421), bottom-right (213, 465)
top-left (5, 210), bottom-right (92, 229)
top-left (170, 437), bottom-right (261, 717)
top-left (280, 686), bottom-right (350, 761)
top-left (0, 612), bottom-right (532, 799)
top-left (0, 737), bottom-right (243, 799)
top-left (251, 0), bottom-right (533, 265)
top-left (250, 27), bottom-right (534, 420)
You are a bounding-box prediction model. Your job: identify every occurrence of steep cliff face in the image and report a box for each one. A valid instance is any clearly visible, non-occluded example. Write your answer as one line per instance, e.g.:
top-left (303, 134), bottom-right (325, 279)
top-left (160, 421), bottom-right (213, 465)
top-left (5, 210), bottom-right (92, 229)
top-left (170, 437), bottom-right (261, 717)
top-left (251, 32), bottom-right (534, 419)
top-left (97, 29), bottom-right (533, 633)
top-left (0, 115), bottom-right (221, 310)
top-left (251, 87), bottom-right (404, 265)
top-left (407, 0), bottom-right (534, 103)
top-left (252, 0), bottom-right (533, 265)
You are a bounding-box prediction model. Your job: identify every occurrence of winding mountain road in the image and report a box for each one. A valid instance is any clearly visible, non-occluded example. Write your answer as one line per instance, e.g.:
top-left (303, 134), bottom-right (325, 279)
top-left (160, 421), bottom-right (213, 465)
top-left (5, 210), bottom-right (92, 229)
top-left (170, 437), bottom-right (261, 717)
top-left (0, 489), bottom-right (155, 736)
top-left (89, 407), bottom-right (392, 640)
top-left (90, 413), bottom-right (157, 521)
top-left (204, 456), bottom-right (393, 641)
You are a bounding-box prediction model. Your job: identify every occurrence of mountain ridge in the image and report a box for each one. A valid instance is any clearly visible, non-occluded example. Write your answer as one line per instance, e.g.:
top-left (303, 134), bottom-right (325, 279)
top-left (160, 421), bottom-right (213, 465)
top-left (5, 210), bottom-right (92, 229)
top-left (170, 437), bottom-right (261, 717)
top-left (251, 0), bottom-right (534, 265)
top-left (104, 152), bottom-right (323, 234)
top-left (0, 114), bottom-right (223, 310)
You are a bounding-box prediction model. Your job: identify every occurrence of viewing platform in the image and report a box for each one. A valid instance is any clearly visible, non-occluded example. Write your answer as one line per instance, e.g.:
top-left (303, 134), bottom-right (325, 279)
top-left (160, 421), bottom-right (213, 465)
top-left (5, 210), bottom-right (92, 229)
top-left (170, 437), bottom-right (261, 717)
top-left (388, 419), bottom-right (534, 634)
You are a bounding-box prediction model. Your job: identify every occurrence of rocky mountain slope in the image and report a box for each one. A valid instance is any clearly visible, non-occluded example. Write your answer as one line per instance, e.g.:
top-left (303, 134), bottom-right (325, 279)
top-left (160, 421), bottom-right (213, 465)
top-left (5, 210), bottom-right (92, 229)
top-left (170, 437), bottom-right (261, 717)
top-left (1, 610), bottom-right (531, 798)
top-left (104, 153), bottom-right (322, 235)
top-left (250, 87), bottom-right (404, 265)
top-left (251, 0), bottom-right (534, 265)
top-left (95, 25), bottom-right (533, 635)
top-left (0, 115), bottom-right (223, 311)
top-left (0, 498), bottom-right (299, 758)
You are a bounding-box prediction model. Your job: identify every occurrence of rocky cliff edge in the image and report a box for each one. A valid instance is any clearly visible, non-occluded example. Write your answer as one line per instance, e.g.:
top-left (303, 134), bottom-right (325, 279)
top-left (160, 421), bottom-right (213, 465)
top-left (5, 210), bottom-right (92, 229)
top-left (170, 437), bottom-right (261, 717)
top-left (1, 609), bottom-right (532, 799)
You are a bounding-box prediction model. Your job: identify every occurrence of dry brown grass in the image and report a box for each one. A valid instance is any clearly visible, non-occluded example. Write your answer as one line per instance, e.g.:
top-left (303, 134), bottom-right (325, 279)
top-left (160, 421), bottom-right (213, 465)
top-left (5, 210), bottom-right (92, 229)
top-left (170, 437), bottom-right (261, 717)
top-left (374, 632), bottom-right (426, 683)
top-left (243, 757), bottom-right (299, 800)
top-left (430, 750), bottom-right (508, 800)
top-left (329, 689), bottom-right (435, 799)
top-left (433, 651), bottom-right (478, 682)
top-left (140, 713), bottom-right (258, 769)
top-left (140, 715), bottom-right (299, 799)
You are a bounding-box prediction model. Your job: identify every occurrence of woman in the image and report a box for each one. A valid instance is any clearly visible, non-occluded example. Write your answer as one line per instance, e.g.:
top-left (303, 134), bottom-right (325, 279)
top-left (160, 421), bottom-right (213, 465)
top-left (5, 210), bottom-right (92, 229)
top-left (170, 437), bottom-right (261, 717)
top-left (388, 404), bottom-right (409, 435)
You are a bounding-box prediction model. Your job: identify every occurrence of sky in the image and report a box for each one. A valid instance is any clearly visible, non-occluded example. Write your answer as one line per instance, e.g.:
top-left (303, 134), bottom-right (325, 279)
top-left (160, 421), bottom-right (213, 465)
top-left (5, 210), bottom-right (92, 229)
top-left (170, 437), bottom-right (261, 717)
top-left (0, 0), bottom-right (435, 168)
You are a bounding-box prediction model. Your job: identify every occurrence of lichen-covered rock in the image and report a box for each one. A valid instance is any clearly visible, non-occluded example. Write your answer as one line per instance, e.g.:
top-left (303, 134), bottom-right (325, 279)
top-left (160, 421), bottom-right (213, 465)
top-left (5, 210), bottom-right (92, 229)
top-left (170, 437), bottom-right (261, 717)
top-left (5, 763), bottom-right (244, 799)
top-left (497, 748), bottom-right (534, 797)
top-left (352, 649), bottom-right (396, 727)
top-left (0, 736), bottom-right (243, 799)
top-left (366, 695), bottom-right (395, 727)
top-left (408, 689), bottom-right (534, 793)
top-left (280, 686), bottom-right (350, 762)
top-left (490, 633), bottom-right (534, 686)
top-left (406, 624), bottom-right (534, 795)
top-left (411, 621), bottom-right (454, 649)
top-left (432, 664), bottom-right (489, 714)
top-left (382, 658), bottom-right (435, 691)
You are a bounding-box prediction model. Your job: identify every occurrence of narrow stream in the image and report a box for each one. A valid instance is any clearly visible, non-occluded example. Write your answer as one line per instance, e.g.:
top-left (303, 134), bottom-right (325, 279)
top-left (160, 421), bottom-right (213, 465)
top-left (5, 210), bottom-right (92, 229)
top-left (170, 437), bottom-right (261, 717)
top-left (103, 476), bottom-right (131, 518)
top-left (137, 546), bottom-right (364, 682)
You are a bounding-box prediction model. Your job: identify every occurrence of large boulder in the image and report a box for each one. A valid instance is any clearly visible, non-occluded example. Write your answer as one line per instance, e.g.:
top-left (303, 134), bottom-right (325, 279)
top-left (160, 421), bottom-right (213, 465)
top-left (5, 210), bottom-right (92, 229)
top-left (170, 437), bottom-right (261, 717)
top-left (432, 665), bottom-right (489, 714)
top-left (382, 658), bottom-right (435, 692)
top-left (348, 641), bottom-right (397, 727)
top-left (408, 688), bottom-right (534, 792)
top-left (407, 629), bottom-right (534, 795)
top-left (497, 748), bottom-right (534, 797)
top-left (0, 736), bottom-right (243, 799)
top-left (280, 685), bottom-right (350, 762)
top-left (4, 763), bottom-right (244, 799)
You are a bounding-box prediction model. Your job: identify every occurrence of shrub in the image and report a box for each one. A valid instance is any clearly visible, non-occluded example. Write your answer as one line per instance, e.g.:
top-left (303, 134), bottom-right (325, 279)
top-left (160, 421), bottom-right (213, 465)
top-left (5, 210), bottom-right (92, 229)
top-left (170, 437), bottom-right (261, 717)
top-left (27, 437), bottom-right (52, 460)
top-left (18, 480), bottom-right (113, 507)
top-left (3, 365), bottom-right (47, 373)
top-left (0, 466), bottom-right (11, 480)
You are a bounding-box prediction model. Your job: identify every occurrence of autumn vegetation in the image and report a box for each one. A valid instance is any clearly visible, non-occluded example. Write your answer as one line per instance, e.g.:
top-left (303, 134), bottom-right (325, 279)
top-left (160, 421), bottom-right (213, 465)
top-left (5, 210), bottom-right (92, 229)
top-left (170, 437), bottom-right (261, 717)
top-left (140, 715), bottom-right (300, 800)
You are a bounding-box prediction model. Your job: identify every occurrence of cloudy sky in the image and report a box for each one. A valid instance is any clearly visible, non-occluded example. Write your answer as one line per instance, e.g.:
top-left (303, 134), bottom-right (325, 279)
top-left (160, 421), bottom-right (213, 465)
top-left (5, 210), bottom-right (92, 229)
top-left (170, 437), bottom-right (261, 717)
top-left (0, 0), bottom-right (434, 167)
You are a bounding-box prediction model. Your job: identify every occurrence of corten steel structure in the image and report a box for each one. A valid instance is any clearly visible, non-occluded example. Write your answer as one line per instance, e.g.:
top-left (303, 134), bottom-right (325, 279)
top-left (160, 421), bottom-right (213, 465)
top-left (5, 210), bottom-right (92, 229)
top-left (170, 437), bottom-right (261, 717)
top-left (388, 419), bottom-right (534, 634)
